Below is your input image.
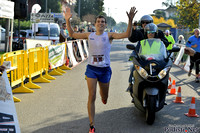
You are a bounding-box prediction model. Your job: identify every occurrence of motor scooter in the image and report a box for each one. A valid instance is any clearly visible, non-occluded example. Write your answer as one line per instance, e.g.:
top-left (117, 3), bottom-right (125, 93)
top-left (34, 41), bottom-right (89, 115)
top-left (126, 39), bottom-right (180, 125)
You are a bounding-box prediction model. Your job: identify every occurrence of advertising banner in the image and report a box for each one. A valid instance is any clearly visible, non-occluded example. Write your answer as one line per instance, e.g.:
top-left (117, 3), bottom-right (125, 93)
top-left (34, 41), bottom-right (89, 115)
top-left (30, 13), bottom-right (54, 23)
top-left (48, 44), bottom-right (65, 69)
top-left (174, 46), bottom-right (185, 65)
top-left (26, 39), bottom-right (51, 49)
top-left (0, 71), bottom-right (20, 133)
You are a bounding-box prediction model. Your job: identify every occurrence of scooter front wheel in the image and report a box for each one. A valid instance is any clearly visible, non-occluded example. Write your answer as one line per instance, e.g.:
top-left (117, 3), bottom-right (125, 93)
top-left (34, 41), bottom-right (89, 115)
top-left (145, 95), bottom-right (156, 125)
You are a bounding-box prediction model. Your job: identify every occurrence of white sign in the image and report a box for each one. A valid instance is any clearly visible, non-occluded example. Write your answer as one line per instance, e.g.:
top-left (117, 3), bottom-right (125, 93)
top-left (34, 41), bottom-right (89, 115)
top-left (26, 39), bottom-right (52, 49)
top-left (31, 4), bottom-right (41, 13)
top-left (30, 13), bottom-right (54, 23)
top-left (0, 71), bottom-right (21, 133)
top-left (0, 0), bottom-right (14, 19)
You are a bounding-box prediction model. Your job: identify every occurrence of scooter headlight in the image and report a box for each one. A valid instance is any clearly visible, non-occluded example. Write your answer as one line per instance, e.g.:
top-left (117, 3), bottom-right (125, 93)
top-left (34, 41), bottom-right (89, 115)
top-left (135, 65), bottom-right (148, 79)
top-left (158, 67), bottom-right (170, 79)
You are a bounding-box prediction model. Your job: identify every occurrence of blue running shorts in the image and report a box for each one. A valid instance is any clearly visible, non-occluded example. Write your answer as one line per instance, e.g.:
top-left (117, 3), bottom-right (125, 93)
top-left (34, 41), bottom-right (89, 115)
top-left (85, 65), bottom-right (112, 83)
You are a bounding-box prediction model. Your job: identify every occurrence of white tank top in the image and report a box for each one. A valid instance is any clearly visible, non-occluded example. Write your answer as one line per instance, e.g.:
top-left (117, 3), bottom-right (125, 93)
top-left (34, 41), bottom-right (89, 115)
top-left (87, 32), bottom-right (111, 67)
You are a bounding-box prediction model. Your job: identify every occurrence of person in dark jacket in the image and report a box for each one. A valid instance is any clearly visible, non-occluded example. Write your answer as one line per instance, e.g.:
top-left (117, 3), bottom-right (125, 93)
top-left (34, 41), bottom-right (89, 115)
top-left (128, 15), bottom-right (170, 48)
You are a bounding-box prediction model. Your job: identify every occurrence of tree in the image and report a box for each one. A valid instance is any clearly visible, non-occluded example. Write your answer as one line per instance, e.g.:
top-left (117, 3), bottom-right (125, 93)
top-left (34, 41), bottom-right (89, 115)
top-left (152, 16), bottom-right (176, 28)
top-left (153, 10), bottom-right (166, 19)
top-left (162, 0), bottom-right (175, 7)
top-left (71, 16), bottom-right (81, 26)
top-left (176, 0), bottom-right (200, 30)
top-left (74, 0), bottom-right (104, 20)
top-left (106, 16), bottom-right (116, 28)
top-left (114, 22), bottom-right (127, 32)
top-left (40, 0), bottom-right (61, 13)
top-left (82, 14), bottom-right (96, 25)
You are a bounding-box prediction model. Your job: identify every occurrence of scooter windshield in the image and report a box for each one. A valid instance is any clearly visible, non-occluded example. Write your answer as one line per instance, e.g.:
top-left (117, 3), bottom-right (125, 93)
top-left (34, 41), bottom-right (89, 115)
top-left (138, 38), bottom-right (167, 61)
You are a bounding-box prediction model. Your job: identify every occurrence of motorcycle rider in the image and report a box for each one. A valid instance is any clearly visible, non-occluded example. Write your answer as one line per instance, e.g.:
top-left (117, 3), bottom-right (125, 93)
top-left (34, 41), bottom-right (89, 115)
top-left (127, 15), bottom-right (169, 92)
top-left (135, 23), bottom-right (166, 57)
top-left (128, 23), bottom-right (167, 102)
top-left (128, 15), bottom-right (169, 47)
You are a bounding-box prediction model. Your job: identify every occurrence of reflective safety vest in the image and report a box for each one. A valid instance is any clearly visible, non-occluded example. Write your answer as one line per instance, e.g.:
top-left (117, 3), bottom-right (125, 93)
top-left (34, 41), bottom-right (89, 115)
top-left (165, 35), bottom-right (175, 50)
top-left (140, 39), bottom-right (161, 55)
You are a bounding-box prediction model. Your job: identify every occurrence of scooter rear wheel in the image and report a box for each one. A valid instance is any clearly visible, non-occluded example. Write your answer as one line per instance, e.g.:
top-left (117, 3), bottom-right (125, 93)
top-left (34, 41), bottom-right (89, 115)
top-left (145, 95), bottom-right (156, 125)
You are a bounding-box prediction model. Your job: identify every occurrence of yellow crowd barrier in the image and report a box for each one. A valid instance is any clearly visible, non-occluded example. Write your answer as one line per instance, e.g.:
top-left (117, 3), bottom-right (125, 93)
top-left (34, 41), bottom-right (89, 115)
top-left (0, 39), bottom-right (88, 102)
top-left (42, 46), bottom-right (56, 80)
top-left (25, 47), bottom-right (50, 90)
top-left (0, 50), bottom-right (30, 102)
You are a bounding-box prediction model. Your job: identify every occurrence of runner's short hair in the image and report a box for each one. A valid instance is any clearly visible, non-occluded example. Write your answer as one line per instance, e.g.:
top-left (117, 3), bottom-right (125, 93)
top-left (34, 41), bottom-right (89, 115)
top-left (95, 15), bottom-right (107, 23)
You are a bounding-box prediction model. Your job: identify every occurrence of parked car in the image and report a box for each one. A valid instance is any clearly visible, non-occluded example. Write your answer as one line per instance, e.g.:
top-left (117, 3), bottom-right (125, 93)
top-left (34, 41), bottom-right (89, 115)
top-left (31, 22), bottom-right (60, 44)
top-left (20, 30), bottom-right (32, 38)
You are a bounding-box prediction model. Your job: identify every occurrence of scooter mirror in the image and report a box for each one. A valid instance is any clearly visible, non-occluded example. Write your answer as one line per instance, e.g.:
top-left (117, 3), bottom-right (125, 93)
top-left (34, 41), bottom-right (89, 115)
top-left (126, 44), bottom-right (136, 50)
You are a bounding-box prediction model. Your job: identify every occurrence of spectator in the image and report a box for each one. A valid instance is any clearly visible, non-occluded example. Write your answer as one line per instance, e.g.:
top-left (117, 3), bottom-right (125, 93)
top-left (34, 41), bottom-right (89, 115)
top-left (73, 26), bottom-right (79, 33)
top-left (59, 23), bottom-right (69, 43)
top-left (80, 28), bottom-right (85, 33)
top-left (165, 30), bottom-right (175, 50)
top-left (186, 28), bottom-right (200, 82)
top-left (165, 30), bottom-right (176, 61)
top-left (178, 35), bottom-right (185, 44)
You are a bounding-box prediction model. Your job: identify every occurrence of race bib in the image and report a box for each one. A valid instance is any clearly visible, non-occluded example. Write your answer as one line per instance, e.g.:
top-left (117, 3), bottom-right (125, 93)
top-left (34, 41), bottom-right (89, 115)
top-left (91, 55), bottom-right (105, 65)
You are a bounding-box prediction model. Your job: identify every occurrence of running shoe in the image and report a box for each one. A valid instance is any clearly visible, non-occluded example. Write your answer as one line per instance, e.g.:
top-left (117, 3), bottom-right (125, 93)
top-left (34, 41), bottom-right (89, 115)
top-left (89, 125), bottom-right (95, 133)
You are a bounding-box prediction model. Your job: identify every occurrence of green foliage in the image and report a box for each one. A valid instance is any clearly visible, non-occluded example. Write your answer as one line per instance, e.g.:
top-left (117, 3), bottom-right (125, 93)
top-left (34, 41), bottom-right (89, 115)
top-left (74, 0), bottom-right (104, 20)
top-left (176, 0), bottom-right (200, 30)
top-left (106, 16), bottom-right (116, 28)
top-left (114, 22), bottom-right (127, 32)
top-left (13, 20), bottom-right (31, 30)
top-left (154, 10), bottom-right (166, 19)
top-left (0, 18), bottom-right (31, 32)
top-left (71, 16), bottom-right (81, 26)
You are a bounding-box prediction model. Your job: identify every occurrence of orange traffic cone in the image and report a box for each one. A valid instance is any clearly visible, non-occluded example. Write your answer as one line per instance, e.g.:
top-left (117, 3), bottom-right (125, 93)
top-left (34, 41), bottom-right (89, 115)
top-left (168, 77), bottom-right (172, 89)
top-left (184, 97), bottom-right (199, 117)
top-left (173, 86), bottom-right (184, 103)
top-left (169, 80), bottom-right (176, 95)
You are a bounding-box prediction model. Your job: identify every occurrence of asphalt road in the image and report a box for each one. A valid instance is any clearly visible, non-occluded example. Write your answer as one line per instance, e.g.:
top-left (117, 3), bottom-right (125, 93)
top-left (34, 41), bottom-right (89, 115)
top-left (14, 39), bottom-right (200, 133)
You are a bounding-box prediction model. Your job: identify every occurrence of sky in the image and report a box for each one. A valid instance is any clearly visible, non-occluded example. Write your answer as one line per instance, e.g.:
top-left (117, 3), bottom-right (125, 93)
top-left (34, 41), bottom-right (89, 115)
top-left (104, 0), bottom-right (177, 23)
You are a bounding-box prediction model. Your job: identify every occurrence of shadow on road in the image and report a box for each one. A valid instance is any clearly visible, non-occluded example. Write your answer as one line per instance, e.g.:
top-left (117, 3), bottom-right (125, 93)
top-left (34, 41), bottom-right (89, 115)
top-left (31, 97), bottom-right (200, 133)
